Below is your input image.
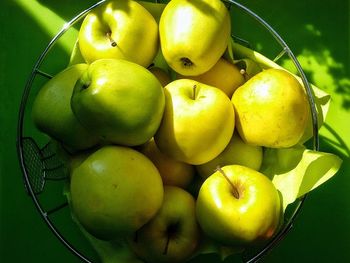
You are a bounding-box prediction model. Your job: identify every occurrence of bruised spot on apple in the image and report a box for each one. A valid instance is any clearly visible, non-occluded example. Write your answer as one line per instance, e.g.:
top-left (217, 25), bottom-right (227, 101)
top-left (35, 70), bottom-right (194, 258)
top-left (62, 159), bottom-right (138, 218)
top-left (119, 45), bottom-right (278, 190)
top-left (196, 165), bottom-right (281, 246)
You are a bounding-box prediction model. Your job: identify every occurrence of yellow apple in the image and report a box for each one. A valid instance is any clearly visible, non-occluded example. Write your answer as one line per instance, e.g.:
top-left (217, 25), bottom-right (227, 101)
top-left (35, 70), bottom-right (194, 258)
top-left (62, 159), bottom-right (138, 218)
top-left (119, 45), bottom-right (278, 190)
top-left (159, 0), bottom-right (231, 76)
top-left (196, 165), bottom-right (281, 246)
top-left (196, 132), bottom-right (263, 179)
top-left (154, 79), bottom-right (235, 165)
top-left (177, 58), bottom-right (245, 98)
top-left (78, 0), bottom-right (158, 67)
top-left (140, 138), bottom-right (195, 188)
top-left (232, 68), bottom-right (309, 148)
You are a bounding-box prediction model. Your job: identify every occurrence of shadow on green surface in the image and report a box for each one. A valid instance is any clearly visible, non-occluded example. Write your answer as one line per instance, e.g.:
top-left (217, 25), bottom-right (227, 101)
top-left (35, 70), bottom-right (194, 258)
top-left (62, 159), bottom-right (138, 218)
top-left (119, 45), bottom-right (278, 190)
top-left (232, 0), bottom-right (349, 111)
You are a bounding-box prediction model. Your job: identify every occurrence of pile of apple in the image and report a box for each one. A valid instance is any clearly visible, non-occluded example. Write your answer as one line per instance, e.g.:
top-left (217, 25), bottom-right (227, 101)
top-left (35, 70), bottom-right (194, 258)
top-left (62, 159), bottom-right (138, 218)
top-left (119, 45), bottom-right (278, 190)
top-left (31, 0), bottom-right (311, 262)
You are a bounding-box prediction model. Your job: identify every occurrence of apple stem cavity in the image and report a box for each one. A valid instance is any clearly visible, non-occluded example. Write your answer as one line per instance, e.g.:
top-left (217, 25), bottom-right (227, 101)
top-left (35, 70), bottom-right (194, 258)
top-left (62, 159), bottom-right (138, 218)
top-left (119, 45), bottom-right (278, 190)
top-left (106, 31), bottom-right (117, 47)
top-left (163, 222), bottom-right (179, 255)
top-left (216, 166), bottom-right (240, 199)
top-left (180, 57), bottom-right (193, 68)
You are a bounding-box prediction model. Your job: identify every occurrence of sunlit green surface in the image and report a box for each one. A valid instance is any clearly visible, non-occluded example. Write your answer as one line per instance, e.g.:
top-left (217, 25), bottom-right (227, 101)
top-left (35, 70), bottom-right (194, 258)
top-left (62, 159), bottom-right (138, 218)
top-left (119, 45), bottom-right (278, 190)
top-left (0, 0), bottom-right (349, 262)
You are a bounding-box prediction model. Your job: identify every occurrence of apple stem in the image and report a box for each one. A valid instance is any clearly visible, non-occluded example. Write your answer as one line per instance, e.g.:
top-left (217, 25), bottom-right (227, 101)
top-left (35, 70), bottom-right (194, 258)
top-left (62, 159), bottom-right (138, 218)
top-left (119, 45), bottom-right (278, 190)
top-left (163, 235), bottom-right (170, 255)
top-left (106, 32), bottom-right (117, 47)
top-left (240, 68), bottom-right (249, 80)
top-left (192, 85), bottom-right (197, 100)
top-left (216, 166), bottom-right (240, 199)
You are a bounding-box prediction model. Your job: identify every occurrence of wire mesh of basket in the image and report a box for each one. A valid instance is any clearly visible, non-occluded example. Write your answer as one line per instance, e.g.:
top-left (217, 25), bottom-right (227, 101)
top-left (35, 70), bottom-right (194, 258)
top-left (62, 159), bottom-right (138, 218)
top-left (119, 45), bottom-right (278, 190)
top-left (16, 0), bottom-right (319, 262)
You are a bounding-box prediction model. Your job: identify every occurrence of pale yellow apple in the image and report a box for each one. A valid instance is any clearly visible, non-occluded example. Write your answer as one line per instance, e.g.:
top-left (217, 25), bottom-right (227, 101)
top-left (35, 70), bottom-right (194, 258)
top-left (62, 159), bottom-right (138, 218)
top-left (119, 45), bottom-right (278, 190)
top-left (196, 132), bottom-right (263, 179)
top-left (159, 0), bottom-right (231, 76)
top-left (232, 68), bottom-right (309, 148)
top-left (177, 58), bottom-right (245, 98)
top-left (154, 79), bottom-right (235, 165)
top-left (140, 138), bottom-right (195, 188)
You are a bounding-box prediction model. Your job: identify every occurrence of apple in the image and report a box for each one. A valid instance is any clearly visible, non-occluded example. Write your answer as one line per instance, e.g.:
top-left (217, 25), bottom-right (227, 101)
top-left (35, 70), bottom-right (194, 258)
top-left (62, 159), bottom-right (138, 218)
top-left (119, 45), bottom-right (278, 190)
top-left (159, 0), bottom-right (231, 76)
top-left (232, 68), bottom-right (309, 148)
top-left (70, 145), bottom-right (164, 240)
top-left (71, 58), bottom-right (165, 146)
top-left (154, 79), bottom-right (235, 165)
top-left (139, 138), bottom-right (195, 188)
top-left (78, 0), bottom-right (158, 67)
top-left (32, 64), bottom-right (100, 152)
top-left (196, 132), bottom-right (263, 179)
top-left (196, 165), bottom-right (281, 246)
top-left (149, 66), bottom-right (172, 87)
top-left (177, 58), bottom-right (245, 98)
top-left (128, 186), bottom-right (200, 263)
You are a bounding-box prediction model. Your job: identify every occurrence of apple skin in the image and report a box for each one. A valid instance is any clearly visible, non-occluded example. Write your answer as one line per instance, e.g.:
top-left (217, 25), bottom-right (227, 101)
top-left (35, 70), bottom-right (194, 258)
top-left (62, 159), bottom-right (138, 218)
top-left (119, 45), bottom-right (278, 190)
top-left (78, 0), bottom-right (158, 67)
top-left (232, 68), bottom-right (309, 148)
top-left (70, 145), bottom-right (164, 241)
top-left (177, 58), bottom-right (245, 98)
top-left (196, 132), bottom-right (263, 179)
top-left (128, 186), bottom-right (200, 263)
top-left (196, 165), bottom-right (281, 246)
top-left (154, 79), bottom-right (235, 165)
top-left (71, 58), bottom-right (165, 146)
top-left (32, 64), bottom-right (100, 152)
top-left (149, 66), bottom-right (172, 87)
top-left (140, 138), bottom-right (195, 188)
top-left (159, 0), bottom-right (231, 76)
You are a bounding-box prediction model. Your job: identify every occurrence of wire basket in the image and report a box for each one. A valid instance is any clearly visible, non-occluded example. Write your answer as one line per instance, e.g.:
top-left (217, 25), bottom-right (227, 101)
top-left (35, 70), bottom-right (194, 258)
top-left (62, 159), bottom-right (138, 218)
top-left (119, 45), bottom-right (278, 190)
top-left (16, 0), bottom-right (319, 262)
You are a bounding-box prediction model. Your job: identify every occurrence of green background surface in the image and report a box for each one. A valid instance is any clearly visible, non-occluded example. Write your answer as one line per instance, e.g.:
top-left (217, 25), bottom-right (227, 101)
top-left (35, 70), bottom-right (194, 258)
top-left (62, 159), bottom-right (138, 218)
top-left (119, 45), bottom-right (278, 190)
top-left (1, 0), bottom-right (349, 262)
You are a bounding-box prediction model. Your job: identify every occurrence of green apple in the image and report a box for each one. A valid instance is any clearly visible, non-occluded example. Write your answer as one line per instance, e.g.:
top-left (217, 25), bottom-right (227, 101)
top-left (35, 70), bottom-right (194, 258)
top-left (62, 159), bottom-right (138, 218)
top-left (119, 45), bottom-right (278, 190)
top-left (140, 138), bottom-right (195, 188)
top-left (70, 145), bottom-right (164, 240)
top-left (78, 0), bottom-right (158, 67)
top-left (71, 58), bottom-right (165, 146)
top-left (196, 165), bottom-right (281, 246)
top-left (32, 64), bottom-right (100, 152)
top-left (154, 79), bottom-right (235, 165)
top-left (196, 132), bottom-right (263, 179)
top-left (128, 186), bottom-right (200, 263)
top-left (159, 0), bottom-right (231, 76)
top-left (232, 68), bottom-right (309, 148)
